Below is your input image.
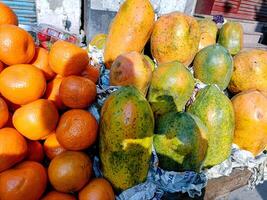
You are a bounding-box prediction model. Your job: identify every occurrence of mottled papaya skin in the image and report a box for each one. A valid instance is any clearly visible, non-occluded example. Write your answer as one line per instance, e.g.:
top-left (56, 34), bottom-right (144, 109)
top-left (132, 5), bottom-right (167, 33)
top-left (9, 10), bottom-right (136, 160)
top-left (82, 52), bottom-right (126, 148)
top-left (154, 112), bottom-right (208, 172)
top-left (232, 90), bottom-right (267, 156)
top-left (228, 49), bottom-right (267, 93)
top-left (198, 19), bottom-right (218, 51)
top-left (110, 51), bottom-right (152, 96)
top-left (151, 12), bottom-right (200, 67)
top-left (99, 86), bottom-right (154, 191)
top-left (104, 0), bottom-right (155, 68)
top-left (188, 85), bottom-right (235, 167)
top-left (144, 55), bottom-right (155, 71)
top-left (218, 22), bottom-right (243, 56)
top-left (193, 44), bottom-right (233, 90)
top-left (89, 33), bottom-right (107, 50)
top-left (148, 61), bottom-right (195, 116)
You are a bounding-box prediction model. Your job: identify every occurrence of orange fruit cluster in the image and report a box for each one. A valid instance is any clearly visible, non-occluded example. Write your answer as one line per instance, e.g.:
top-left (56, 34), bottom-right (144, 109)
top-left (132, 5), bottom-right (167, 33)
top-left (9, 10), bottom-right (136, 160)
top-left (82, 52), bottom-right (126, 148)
top-left (0, 3), bottom-right (113, 200)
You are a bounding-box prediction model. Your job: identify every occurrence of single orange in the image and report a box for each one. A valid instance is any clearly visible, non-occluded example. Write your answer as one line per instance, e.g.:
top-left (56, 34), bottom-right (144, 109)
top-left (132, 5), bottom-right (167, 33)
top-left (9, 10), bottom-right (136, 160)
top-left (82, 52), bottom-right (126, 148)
top-left (0, 2), bottom-right (18, 25)
top-left (59, 75), bottom-right (97, 109)
top-left (13, 99), bottom-right (59, 140)
top-left (26, 140), bottom-right (44, 163)
top-left (0, 97), bottom-right (9, 128)
top-left (0, 24), bottom-right (35, 65)
top-left (81, 64), bottom-right (100, 83)
top-left (0, 128), bottom-right (28, 172)
top-left (30, 47), bottom-right (56, 80)
top-left (79, 178), bottom-right (115, 200)
top-left (44, 132), bottom-right (67, 160)
top-left (49, 40), bottom-right (89, 76)
top-left (0, 60), bottom-right (4, 72)
top-left (44, 76), bottom-right (65, 110)
top-left (41, 191), bottom-right (77, 200)
top-left (0, 161), bottom-right (47, 200)
top-left (56, 109), bottom-right (98, 150)
top-left (0, 64), bottom-right (46, 105)
top-left (48, 151), bottom-right (92, 193)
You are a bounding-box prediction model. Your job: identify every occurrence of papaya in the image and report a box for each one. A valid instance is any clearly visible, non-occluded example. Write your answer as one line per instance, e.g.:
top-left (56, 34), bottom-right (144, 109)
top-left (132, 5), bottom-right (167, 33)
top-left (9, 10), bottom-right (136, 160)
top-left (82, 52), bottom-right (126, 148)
top-left (148, 61), bottom-right (195, 116)
top-left (232, 90), bottom-right (267, 156)
top-left (193, 44), bottom-right (233, 90)
top-left (144, 55), bottom-right (155, 71)
top-left (154, 112), bottom-right (208, 172)
top-left (228, 49), bottom-right (267, 93)
top-left (99, 86), bottom-right (154, 191)
top-left (198, 19), bottom-right (218, 51)
top-left (89, 33), bottom-right (107, 50)
top-left (151, 12), bottom-right (200, 67)
top-left (188, 85), bottom-right (235, 167)
top-left (104, 0), bottom-right (155, 68)
top-left (218, 22), bottom-right (243, 56)
top-left (110, 51), bottom-right (152, 96)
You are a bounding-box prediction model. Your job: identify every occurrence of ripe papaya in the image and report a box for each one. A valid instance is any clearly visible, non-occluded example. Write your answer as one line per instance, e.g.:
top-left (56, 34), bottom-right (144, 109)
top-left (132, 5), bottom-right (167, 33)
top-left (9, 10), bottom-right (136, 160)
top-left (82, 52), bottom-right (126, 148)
top-left (104, 0), bottom-right (155, 68)
top-left (198, 19), bottom-right (218, 51)
top-left (193, 44), bottom-right (233, 90)
top-left (228, 49), bottom-right (267, 93)
top-left (148, 61), bottom-right (195, 116)
top-left (154, 112), bottom-right (208, 172)
top-left (99, 86), bottom-right (154, 191)
top-left (232, 90), bottom-right (267, 156)
top-left (151, 12), bottom-right (200, 67)
top-left (218, 22), bottom-right (243, 56)
top-left (188, 85), bottom-right (235, 167)
top-left (110, 51), bottom-right (152, 96)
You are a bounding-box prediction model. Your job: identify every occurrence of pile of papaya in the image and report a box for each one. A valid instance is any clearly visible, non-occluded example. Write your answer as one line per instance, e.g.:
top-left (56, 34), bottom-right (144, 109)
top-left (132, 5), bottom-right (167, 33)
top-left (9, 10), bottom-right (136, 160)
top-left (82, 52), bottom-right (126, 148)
top-left (92, 0), bottom-right (267, 192)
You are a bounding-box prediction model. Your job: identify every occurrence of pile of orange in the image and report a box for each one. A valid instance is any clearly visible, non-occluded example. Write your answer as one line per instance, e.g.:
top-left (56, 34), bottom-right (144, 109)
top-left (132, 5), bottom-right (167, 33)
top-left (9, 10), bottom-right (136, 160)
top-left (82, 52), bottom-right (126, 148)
top-left (0, 3), bottom-right (113, 200)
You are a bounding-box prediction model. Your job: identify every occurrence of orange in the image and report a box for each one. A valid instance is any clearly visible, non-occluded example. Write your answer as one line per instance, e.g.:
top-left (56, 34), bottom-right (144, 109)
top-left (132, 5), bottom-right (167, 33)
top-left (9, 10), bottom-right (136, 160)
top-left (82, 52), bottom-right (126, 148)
top-left (0, 60), bottom-right (4, 72)
top-left (13, 99), bottom-right (59, 140)
top-left (44, 132), bottom-right (67, 160)
top-left (0, 161), bottom-right (47, 200)
top-left (56, 109), bottom-right (98, 150)
top-left (59, 75), bottom-right (97, 109)
top-left (5, 112), bottom-right (14, 127)
top-left (49, 40), bottom-right (89, 76)
top-left (0, 2), bottom-right (18, 25)
top-left (0, 97), bottom-right (9, 128)
top-left (30, 47), bottom-right (56, 80)
top-left (81, 64), bottom-right (100, 83)
top-left (41, 191), bottom-right (76, 200)
top-left (44, 76), bottom-right (65, 110)
top-left (0, 128), bottom-right (28, 172)
top-left (0, 25), bottom-right (35, 65)
top-left (48, 151), bottom-right (92, 193)
top-left (0, 64), bottom-right (46, 105)
top-left (26, 140), bottom-right (44, 163)
top-left (79, 178), bottom-right (115, 200)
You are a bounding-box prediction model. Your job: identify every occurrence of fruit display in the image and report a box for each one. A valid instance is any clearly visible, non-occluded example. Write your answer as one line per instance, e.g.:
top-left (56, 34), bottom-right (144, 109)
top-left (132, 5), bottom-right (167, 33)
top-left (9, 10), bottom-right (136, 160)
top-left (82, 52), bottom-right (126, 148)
top-left (1, 0), bottom-right (267, 199)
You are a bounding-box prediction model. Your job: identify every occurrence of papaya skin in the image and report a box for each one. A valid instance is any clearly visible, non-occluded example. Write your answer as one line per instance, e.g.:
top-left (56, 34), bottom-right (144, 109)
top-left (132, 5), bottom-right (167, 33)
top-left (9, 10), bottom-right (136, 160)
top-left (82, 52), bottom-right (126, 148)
top-left (99, 86), bottom-right (154, 191)
top-left (232, 90), bottom-right (267, 156)
top-left (188, 85), bottom-right (235, 167)
top-left (151, 12), bottom-right (200, 67)
top-left (110, 51), bottom-right (152, 96)
top-left (193, 44), bottom-right (233, 90)
top-left (229, 49), bottom-right (267, 93)
top-left (198, 19), bottom-right (218, 51)
top-left (104, 0), bottom-right (155, 68)
top-left (218, 22), bottom-right (243, 56)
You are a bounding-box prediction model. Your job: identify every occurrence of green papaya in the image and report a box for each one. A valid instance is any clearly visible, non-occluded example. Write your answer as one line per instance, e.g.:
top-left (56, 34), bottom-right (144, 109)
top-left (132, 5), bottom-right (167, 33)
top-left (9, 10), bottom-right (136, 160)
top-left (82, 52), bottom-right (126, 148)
top-left (154, 112), bottom-right (208, 172)
top-left (218, 22), bottom-right (243, 55)
top-left (193, 44), bottom-right (233, 90)
top-left (99, 86), bottom-right (154, 191)
top-left (188, 85), bottom-right (235, 167)
top-left (148, 61), bottom-right (195, 116)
